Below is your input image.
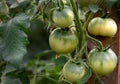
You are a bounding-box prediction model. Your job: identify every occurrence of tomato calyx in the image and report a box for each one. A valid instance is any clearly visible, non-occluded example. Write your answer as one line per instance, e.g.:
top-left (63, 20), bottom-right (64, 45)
top-left (61, 27), bottom-right (70, 31)
top-left (96, 43), bottom-right (111, 52)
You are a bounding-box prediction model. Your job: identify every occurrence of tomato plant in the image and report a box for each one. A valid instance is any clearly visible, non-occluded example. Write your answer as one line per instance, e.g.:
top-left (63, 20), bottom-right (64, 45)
top-left (0, 0), bottom-right (118, 84)
top-left (49, 28), bottom-right (78, 54)
top-left (52, 6), bottom-right (74, 28)
top-left (88, 48), bottom-right (117, 76)
top-left (62, 60), bottom-right (87, 83)
top-left (88, 17), bottom-right (117, 37)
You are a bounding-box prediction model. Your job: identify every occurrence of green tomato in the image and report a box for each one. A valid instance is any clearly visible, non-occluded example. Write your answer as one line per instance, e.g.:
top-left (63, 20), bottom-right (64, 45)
top-left (62, 60), bottom-right (87, 83)
top-left (88, 17), bottom-right (117, 37)
top-left (77, 0), bottom-right (97, 7)
top-left (88, 48), bottom-right (117, 76)
top-left (52, 6), bottom-right (74, 28)
top-left (49, 28), bottom-right (78, 54)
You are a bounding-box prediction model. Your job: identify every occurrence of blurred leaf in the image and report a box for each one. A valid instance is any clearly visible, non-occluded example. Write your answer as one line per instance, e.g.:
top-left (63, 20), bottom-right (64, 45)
top-left (10, 0), bottom-right (30, 9)
top-left (19, 1), bottom-right (30, 9)
top-left (37, 77), bottom-right (57, 84)
top-left (2, 64), bottom-right (16, 75)
top-left (76, 68), bottom-right (92, 84)
top-left (105, 0), bottom-right (117, 8)
top-left (1, 68), bottom-right (30, 84)
top-left (17, 70), bottom-right (30, 84)
top-left (34, 50), bottom-right (53, 59)
top-left (89, 4), bottom-right (99, 13)
top-left (0, 14), bottom-right (30, 68)
top-left (1, 75), bottom-right (22, 84)
top-left (9, 2), bottom-right (19, 9)
top-left (30, 75), bottom-right (37, 84)
top-left (54, 56), bottom-right (68, 66)
top-left (12, 14), bottom-right (31, 33)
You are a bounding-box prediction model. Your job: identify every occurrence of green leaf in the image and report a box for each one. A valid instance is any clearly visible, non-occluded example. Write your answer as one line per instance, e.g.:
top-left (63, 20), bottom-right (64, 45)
top-left (9, 2), bottom-right (19, 9)
top-left (89, 5), bottom-right (99, 13)
top-left (54, 56), bottom-right (68, 66)
top-left (76, 68), bottom-right (92, 84)
top-left (0, 14), bottom-right (30, 68)
top-left (105, 0), bottom-right (117, 8)
top-left (1, 75), bottom-right (22, 84)
top-left (1, 67), bottom-right (30, 84)
top-left (2, 64), bottom-right (16, 75)
top-left (12, 14), bottom-right (31, 33)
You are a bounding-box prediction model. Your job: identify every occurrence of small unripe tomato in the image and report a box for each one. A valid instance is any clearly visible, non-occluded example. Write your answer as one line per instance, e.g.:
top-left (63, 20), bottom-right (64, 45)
top-left (52, 6), bottom-right (74, 28)
top-left (62, 60), bottom-right (87, 83)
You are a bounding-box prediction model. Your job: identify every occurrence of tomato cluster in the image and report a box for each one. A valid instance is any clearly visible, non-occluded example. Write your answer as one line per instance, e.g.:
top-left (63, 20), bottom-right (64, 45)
top-left (48, 4), bottom-right (88, 83)
top-left (49, 6), bottom-right (78, 54)
top-left (47, 0), bottom-right (118, 83)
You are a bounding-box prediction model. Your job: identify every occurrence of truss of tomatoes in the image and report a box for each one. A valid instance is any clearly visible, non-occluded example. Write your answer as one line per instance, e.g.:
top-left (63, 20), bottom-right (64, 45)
top-left (49, 6), bottom-right (78, 54)
top-left (48, 5), bottom-right (118, 83)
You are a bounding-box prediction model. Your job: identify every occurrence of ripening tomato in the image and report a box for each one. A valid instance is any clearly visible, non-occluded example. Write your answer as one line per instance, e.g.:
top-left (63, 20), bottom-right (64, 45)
top-left (49, 28), bottom-right (78, 54)
top-left (62, 60), bottom-right (87, 83)
top-left (88, 48), bottom-right (117, 76)
top-left (52, 6), bottom-right (74, 28)
top-left (88, 17), bottom-right (117, 37)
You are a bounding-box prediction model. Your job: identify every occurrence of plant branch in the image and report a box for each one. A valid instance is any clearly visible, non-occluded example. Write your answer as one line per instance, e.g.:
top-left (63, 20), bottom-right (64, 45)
top-left (74, 41), bottom-right (87, 60)
top-left (70, 0), bottom-right (84, 50)
top-left (87, 34), bottom-right (103, 50)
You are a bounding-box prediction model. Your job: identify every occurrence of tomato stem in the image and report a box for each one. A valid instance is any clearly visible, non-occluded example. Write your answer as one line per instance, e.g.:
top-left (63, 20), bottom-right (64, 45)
top-left (70, 0), bottom-right (83, 51)
top-left (57, 0), bottom-right (61, 8)
top-left (57, 0), bottom-right (64, 11)
top-left (74, 42), bottom-right (87, 60)
top-left (87, 34), bottom-right (103, 50)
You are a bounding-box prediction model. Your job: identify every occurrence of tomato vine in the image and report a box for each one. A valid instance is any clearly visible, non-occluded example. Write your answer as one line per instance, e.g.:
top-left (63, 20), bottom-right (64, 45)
top-left (0, 0), bottom-right (118, 84)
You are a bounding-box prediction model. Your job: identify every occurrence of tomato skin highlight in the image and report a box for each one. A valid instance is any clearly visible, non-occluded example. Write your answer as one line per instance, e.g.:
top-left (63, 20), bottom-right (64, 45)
top-left (52, 6), bottom-right (74, 28)
top-left (88, 17), bottom-right (117, 37)
top-left (62, 60), bottom-right (86, 83)
top-left (49, 28), bottom-right (78, 54)
top-left (88, 48), bottom-right (117, 76)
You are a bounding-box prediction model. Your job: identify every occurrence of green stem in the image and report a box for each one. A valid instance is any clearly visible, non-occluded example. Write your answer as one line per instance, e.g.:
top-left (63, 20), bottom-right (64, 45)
top-left (57, 0), bottom-right (62, 10)
top-left (74, 42), bottom-right (87, 60)
top-left (83, 12), bottom-right (94, 30)
top-left (57, 74), bottom-right (63, 84)
top-left (60, 0), bottom-right (65, 9)
top-left (87, 34), bottom-right (103, 50)
top-left (46, 76), bottom-right (58, 83)
top-left (70, 0), bottom-right (83, 50)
